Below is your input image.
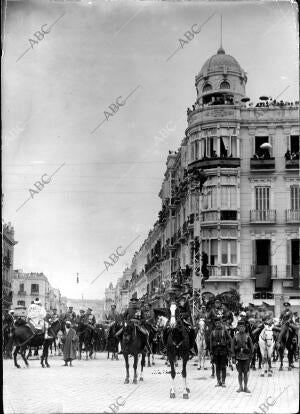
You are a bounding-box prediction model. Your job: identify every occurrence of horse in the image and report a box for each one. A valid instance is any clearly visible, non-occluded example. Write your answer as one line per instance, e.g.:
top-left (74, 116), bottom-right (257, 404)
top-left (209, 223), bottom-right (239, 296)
top-left (77, 322), bottom-right (95, 360)
top-left (248, 320), bottom-right (262, 370)
top-left (195, 318), bottom-right (207, 370)
top-left (145, 322), bottom-right (157, 367)
top-left (3, 318), bottom-right (14, 359)
top-left (12, 318), bottom-right (64, 368)
top-left (163, 302), bottom-right (190, 399)
top-left (106, 321), bottom-right (121, 360)
top-left (278, 322), bottom-right (298, 371)
top-left (258, 324), bottom-right (274, 377)
top-left (121, 319), bottom-right (147, 384)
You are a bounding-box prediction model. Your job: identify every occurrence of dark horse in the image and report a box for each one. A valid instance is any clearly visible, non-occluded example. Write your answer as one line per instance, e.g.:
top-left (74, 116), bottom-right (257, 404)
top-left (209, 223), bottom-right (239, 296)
top-left (77, 322), bottom-right (95, 360)
top-left (13, 318), bottom-right (64, 368)
top-left (106, 321), bottom-right (121, 360)
top-left (121, 319), bottom-right (147, 384)
top-left (163, 302), bottom-right (190, 399)
top-left (278, 323), bottom-right (298, 371)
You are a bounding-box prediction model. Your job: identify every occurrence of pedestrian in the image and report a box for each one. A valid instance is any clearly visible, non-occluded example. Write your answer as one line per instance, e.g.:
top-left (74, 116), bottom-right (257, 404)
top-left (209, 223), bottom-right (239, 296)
top-left (210, 316), bottom-right (232, 387)
top-left (231, 320), bottom-right (253, 393)
top-left (62, 320), bottom-right (78, 366)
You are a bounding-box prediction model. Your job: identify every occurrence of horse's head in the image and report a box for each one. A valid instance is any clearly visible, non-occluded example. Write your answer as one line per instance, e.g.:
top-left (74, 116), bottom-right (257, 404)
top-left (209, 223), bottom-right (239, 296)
top-left (260, 324), bottom-right (274, 345)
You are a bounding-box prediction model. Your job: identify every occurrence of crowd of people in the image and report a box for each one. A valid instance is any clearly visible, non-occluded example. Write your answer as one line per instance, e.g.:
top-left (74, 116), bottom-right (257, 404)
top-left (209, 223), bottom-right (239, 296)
top-left (3, 293), bottom-right (299, 391)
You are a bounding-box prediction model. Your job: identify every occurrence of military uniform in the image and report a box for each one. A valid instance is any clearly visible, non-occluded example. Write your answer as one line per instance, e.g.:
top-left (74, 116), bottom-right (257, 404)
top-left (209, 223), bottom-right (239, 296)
top-left (278, 303), bottom-right (296, 344)
top-left (64, 308), bottom-right (77, 325)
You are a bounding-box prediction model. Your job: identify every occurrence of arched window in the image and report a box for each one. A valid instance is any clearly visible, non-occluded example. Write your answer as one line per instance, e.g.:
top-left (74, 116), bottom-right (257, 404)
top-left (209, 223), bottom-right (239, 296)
top-left (220, 81), bottom-right (230, 89)
top-left (202, 83), bottom-right (212, 93)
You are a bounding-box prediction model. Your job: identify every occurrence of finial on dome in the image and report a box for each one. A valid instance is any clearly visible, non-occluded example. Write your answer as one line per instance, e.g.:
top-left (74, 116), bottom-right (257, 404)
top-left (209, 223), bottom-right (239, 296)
top-left (218, 14), bottom-right (225, 55)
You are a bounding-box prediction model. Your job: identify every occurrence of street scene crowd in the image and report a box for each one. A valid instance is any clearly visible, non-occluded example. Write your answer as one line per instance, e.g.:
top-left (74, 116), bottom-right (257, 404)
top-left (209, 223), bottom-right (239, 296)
top-left (3, 286), bottom-right (299, 397)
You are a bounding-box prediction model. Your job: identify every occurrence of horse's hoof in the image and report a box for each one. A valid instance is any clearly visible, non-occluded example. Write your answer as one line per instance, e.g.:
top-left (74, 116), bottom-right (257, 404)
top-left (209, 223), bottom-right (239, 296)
top-left (288, 367), bottom-right (292, 371)
top-left (133, 379), bottom-right (137, 384)
top-left (186, 388), bottom-right (190, 393)
top-left (170, 392), bottom-right (175, 399)
top-left (46, 365), bottom-right (50, 368)
top-left (197, 367), bottom-right (201, 370)
top-left (42, 365), bottom-right (45, 368)
top-left (140, 377), bottom-right (143, 381)
top-left (268, 373), bottom-right (272, 377)
top-left (152, 362), bottom-right (155, 365)
top-left (204, 367), bottom-right (208, 370)
top-left (124, 379), bottom-right (129, 384)
top-left (210, 374), bottom-right (215, 378)
top-left (148, 362), bottom-right (151, 367)
top-left (16, 365), bottom-right (21, 369)
top-left (183, 393), bottom-right (189, 399)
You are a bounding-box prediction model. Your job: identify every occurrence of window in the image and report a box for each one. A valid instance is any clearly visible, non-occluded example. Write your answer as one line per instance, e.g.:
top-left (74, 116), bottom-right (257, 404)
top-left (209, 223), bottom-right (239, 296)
top-left (291, 185), bottom-right (300, 210)
top-left (220, 81), bottom-right (230, 89)
top-left (221, 240), bottom-right (237, 264)
top-left (31, 284), bottom-right (39, 294)
top-left (202, 187), bottom-right (217, 209)
top-left (203, 83), bottom-right (212, 93)
top-left (255, 187), bottom-right (270, 210)
top-left (290, 135), bottom-right (299, 153)
top-left (17, 300), bottom-right (25, 306)
top-left (19, 283), bottom-right (24, 292)
top-left (221, 186), bottom-right (237, 209)
top-left (255, 136), bottom-right (269, 157)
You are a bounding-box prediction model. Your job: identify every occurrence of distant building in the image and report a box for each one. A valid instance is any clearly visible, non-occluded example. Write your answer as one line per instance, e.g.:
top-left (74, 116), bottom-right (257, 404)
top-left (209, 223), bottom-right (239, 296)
top-left (2, 222), bottom-right (17, 310)
top-left (66, 298), bottom-right (105, 321)
top-left (104, 282), bottom-right (116, 314)
top-left (12, 270), bottom-right (62, 311)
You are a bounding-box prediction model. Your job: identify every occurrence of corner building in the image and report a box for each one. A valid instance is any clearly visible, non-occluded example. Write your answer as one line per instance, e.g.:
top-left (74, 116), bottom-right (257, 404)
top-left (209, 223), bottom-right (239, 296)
top-left (114, 46), bottom-right (299, 317)
top-left (186, 47), bottom-right (299, 315)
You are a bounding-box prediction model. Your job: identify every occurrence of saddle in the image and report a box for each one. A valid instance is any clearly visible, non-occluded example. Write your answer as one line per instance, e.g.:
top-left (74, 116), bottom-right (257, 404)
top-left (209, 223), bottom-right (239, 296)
top-left (26, 321), bottom-right (44, 336)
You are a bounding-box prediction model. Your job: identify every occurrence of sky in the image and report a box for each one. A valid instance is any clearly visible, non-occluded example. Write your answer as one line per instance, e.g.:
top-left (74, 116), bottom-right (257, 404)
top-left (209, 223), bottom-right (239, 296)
top-left (2, 0), bottom-right (299, 300)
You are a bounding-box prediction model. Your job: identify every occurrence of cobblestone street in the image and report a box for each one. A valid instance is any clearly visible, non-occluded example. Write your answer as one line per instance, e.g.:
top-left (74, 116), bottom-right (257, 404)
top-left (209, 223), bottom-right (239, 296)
top-left (3, 353), bottom-right (299, 413)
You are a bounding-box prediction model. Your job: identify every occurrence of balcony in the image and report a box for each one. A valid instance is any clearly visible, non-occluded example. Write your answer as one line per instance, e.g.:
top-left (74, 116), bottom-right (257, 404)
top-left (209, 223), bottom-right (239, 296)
top-left (250, 209), bottom-right (276, 223)
top-left (18, 291), bottom-right (26, 296)
top-left (251, 265), bottom-right (277, 289)
top-left (207, 265), bottom-right (238, 277)
top-left (201, 210), bottom-right (238, 223)
top-left (250, 157), bottom-right (275, 170)
top-left (31, 291), bottom-right (40, 296)
top-left (188, 157), bottom-right (240, 171)
top-left (285, 159), bottom-right (299, 170)
top-left (286, 209), bottom-right (300, 223)
top-left (286, 265), bottom-right (300, 289)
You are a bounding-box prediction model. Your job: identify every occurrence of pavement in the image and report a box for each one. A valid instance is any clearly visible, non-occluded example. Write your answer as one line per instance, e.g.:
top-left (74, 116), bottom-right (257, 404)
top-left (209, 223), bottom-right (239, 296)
top-left (3, 352), bottom-right (299, 413)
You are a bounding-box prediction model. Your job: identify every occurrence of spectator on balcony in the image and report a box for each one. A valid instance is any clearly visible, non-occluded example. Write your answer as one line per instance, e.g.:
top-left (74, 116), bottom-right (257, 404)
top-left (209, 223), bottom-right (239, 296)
top-left (285, 149), bottom-right (291, 160)
top-left (212, 150), bottom-right (218, 158)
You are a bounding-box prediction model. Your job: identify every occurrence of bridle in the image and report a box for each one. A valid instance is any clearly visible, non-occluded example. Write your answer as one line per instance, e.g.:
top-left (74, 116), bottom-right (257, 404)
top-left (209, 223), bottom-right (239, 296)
top-left (260, 326), bottom-right (274, 348)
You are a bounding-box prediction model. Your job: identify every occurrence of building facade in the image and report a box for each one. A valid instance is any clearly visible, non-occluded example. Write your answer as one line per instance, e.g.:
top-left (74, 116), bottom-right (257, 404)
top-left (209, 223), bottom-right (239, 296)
top-left (2, 222), bottom-right (17, 310)
top-left (12, 270), bottom-right (62, 311)
top-left (105, 46), bottom-right (300, 317)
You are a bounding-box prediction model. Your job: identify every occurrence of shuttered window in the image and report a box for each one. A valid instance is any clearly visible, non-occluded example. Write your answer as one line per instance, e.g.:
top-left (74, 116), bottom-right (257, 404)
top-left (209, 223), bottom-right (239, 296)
top-left (255, 187), bottom-right (270, 210)
top-left (291, 185), bottom-right (300, 210)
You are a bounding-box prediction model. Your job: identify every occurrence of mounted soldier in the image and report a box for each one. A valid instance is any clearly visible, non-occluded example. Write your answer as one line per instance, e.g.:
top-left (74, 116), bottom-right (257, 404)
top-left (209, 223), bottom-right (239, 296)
top-left (27, 298), bottom-right (50, 339)
top-left (278, 302), bottom-right (297, 346)
top-left (64, 306), bottom-right (77, 326)
top-left (106, 304), bottom-right (119, 324)
top-left (76, 309), bottom-right (85, 325)
top-left (206, 299), bottom-right (224, 330)
top-left (221, 302), bottom-right (234, 329)
top-left (84, 307), bottom-right (96, 327)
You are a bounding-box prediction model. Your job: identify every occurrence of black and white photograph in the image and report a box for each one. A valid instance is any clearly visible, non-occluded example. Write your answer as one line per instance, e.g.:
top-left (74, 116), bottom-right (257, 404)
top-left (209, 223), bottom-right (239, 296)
top-left (2, 0), bottom-right (299, 413)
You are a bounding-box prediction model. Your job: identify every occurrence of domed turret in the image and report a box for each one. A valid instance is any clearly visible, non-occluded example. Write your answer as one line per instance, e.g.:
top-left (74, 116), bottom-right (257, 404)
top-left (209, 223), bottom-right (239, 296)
top-left (195, 47), bottom-right (247, 105)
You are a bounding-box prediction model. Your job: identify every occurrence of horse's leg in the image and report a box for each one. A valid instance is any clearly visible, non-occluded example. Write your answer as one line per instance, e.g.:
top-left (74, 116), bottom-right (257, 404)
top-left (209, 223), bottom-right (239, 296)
top-left (45, 342), bottom-right (51, 367)
top-left (140, 352), bottom-right (145, 381)
top-left (124, 352), bottom-right (130, 384)
top-left (133, 353), bottom-right (138, 384)
top-left (182, 357), bottom-right (189, 399)
top-left (20, 346), bottom-right (29, 367)
top-left (147, 351), bottom-right (151, 367)
top-left (169, 359), bottom-right (176, 398)
top-left (13, 346), bottom-right (21, 368)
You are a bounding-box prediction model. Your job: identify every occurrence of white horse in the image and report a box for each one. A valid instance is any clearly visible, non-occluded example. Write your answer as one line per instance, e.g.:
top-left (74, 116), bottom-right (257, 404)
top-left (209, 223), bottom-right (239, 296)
top-left (259, 324), bottom-right (274, 377)
top-left (196, 318), bottom-right (207, 370)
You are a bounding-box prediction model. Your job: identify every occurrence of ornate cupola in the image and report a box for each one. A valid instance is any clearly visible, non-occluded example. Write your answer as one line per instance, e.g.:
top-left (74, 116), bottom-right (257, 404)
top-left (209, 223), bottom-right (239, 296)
top-left (195, 45), bottom-right (247, 106)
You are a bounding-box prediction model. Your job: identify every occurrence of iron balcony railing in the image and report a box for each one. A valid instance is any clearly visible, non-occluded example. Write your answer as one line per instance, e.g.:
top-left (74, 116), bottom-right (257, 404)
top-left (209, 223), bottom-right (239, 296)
top-left (286, 265), bottom-right (299, 280)
top-left (250, 209), bottom-right (276, 223)
top-left (250, 158), bottom-right (275, 170)
top-left (201, 210), bottom-right (238, 222)
top-left (285, 159), bottom-right (299, 170)
top-left (251, 265), bottom-right (277, 278)
top-left (207, 265), bottom-right (238, 277)
top-left (285, 209), bottom-right (300, 223)
top-left (18, 291), bottom-right (26, 296)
